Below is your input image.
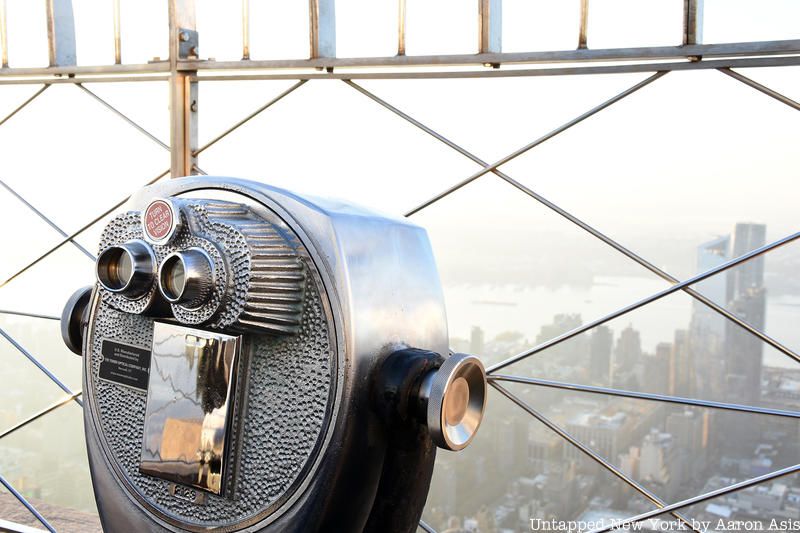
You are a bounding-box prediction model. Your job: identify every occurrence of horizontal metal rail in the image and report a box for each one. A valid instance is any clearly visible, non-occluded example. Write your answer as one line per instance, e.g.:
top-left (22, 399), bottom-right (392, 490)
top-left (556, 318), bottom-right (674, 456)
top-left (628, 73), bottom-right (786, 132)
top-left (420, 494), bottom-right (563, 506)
top-left (0, 391), bottom-right (81, 440)
top-left (1, 55), bottom-right (800, 86)
top-left (0, 473), bottom-right (55, 533)
top-left (183, 39), bottom-right (800, 71)
top-left (191, 56), bottom-right (800, 82)
top-left (0, 74), bottom-right (169, 86)
top-left (488, 230), bottom-right (800, 374)
top-left (489, 374), bottom-right (800, 419)
top-left (0, 178), bottom-right (95, 261)
top-left (0, 39), bottom-right (796, 80)
top-left (0, 168), bottom-right (169, 289)
top-left (589, 463), bottom-right (800, 533)
top-left (492, 382), bottom-right (700, 532)
top-left (0, 310), bottom-right (59, 321)
top-left (0, 62), bottom-right (170, 76)
top-left (346, 79), bottom-right (800, 367)
top-left (0, 326), bottom-right (82, 407)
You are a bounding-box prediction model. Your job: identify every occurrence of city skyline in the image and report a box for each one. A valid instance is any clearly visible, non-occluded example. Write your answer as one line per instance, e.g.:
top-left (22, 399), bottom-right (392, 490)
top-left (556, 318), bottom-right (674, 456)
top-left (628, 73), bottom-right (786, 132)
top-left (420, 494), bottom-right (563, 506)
top-left (425, 220), bottom-right (800, 532)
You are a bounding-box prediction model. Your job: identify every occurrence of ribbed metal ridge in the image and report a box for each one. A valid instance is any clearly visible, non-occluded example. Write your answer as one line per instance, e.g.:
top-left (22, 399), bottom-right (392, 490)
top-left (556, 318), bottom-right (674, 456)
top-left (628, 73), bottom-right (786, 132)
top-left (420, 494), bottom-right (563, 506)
top-left (238, 224), bottom-right (305, 333)
top-left (203, 201), bottom-right (306, 335)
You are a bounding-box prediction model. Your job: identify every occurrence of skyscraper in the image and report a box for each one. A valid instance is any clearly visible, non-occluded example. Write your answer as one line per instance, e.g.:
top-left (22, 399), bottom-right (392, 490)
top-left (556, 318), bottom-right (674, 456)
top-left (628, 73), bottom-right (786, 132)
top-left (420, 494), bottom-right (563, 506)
top-left (612, 324), bottom-right (642, 388)
top-left (689, 223), bottom-right (767, 404)
top-left (666, 409), bottom-right (709, 482)
top-left (671, 329), bottom-right (693, 397)
top-left (589, 325), bottom-right (613, 385)
top-left (725, 223), bottom-right (767, 404)
top-left (536, 314), bottom-right (586, 366)
top-left (728, 223), bottom-right (767, 301)
top-left (690, 235), bottom-right (730, 399)
top-left (642, 342), bottom-right (671, 395)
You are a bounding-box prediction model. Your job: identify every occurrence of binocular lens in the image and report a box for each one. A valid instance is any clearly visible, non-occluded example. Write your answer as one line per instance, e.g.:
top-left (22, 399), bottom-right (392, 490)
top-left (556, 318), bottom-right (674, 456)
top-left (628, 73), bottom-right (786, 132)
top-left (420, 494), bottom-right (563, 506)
top-left (158, 249), bottom-right (214, 309)
top-left (102, 248), bottom-right (133, 289)
top-left (96, 241), bottom-right (156, 298)
top-left (444, 376), bottom-right (470, 426)
top-left (160, 255), bottom-right (186, 299)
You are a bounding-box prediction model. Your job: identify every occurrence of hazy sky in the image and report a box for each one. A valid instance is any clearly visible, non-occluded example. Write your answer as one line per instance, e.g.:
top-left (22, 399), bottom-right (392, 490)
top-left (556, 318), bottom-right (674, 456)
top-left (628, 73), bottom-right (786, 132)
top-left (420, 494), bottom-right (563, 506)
top-left (0, 1), bottom-right (798, 349)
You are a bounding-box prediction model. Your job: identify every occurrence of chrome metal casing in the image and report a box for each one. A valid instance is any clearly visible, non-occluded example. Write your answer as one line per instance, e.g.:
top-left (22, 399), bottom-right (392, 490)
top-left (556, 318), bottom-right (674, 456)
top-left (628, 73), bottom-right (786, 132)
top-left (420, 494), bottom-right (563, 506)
top-left (83, 177), bottom-right (448, 532)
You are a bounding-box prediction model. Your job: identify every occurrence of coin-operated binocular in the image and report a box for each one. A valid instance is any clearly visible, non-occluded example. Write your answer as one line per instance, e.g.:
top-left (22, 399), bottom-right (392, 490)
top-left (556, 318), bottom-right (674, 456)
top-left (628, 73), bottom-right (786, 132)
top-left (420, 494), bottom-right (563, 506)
top-left (60, 177), bottom-right (487, 532)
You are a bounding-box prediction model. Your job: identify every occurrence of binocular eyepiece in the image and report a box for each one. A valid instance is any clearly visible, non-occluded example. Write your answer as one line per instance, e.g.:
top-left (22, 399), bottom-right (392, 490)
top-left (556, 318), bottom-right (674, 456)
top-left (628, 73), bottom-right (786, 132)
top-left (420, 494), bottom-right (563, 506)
top-left (97, 241), bottom-right (217, 312)
top-left (96, 240), bottom-right (157, 299)
top-left (158, 249), bottom-right (215, 308)
top-left (60, 179), bottom-right (487, 533)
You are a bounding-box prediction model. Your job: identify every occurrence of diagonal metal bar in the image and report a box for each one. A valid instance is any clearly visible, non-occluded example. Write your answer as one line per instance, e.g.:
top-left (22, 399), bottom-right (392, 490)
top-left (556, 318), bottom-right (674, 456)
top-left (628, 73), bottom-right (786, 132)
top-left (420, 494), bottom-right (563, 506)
top-left (0, 85), bottom-right (49, 128)
top-left (0, 326), bottom-right (82, 407)
top-left (0, 391), bottom-right (81, 440)
top-left (402, 71), bottom-right (668, 216)
top-left (75, 83), bottom-right (170, 150)
top-left (489, 374), bottom-right (800, 419)
top-left (0, 168), bottom-right (169, 289)
top-left (488, 230), bottom-right (800, 374)
top-left (418, 519), bottom-right (436, 533)
top-left (491, 382), bottom-right (700, 532)
top-left (193, 79), bottom-right (307, 156)
top-left (192, 164), bottom-right (207, 175)
top-left (344, 79), bottom-right (493, 165)
top-left (0, 310), bottom-right (59, 321)
top-left (345, 79), bottom-right (800, 367)
top-left (0, 473), bottom-right (56, 533)
top-left (491, 183), bottom-right (800, 367)
top-left (589, 462), bottom-right (800, 533)
top-left (0, 178), bottom-right (95, 260)
top-left (718, 67), bottom-right (800, 111)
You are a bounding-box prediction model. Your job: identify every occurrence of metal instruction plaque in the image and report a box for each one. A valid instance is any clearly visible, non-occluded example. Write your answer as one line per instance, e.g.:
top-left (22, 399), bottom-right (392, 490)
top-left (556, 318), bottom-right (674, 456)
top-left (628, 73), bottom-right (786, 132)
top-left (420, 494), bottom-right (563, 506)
top-left (139, 322), bottom-right (242, 497)
top-left (99, 340), bottom-right (152, 391)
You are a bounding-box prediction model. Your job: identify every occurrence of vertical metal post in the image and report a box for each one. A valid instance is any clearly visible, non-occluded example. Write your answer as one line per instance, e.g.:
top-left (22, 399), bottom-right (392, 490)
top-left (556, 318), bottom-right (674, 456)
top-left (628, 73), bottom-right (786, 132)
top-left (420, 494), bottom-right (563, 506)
top-left (242, 0), bottom-right (250, 60)
top-left (0, 0), bottom-right (7, 68)
top-left (397, 0), bottom-right (406, 56)
top-left (113, 0), bottom-right (121, 64)
top-left (683, 0), bottom-right (703, 45)
top-left (479, 0), bottom-right (501, 55)
top-left (578, 0), bottom-right (589, 49)
top-left (309, 0), bottom-right (335, 60)
top-left (168, 0), bottom-right (197, 178)
top-left (46, 0), bottom-right (77, 66)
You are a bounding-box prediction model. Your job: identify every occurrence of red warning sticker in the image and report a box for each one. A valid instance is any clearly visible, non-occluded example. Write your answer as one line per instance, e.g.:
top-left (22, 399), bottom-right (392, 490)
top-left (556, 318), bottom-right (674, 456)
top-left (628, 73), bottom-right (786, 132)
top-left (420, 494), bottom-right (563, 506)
top-left (143, 199), bottom-right (174, 242)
